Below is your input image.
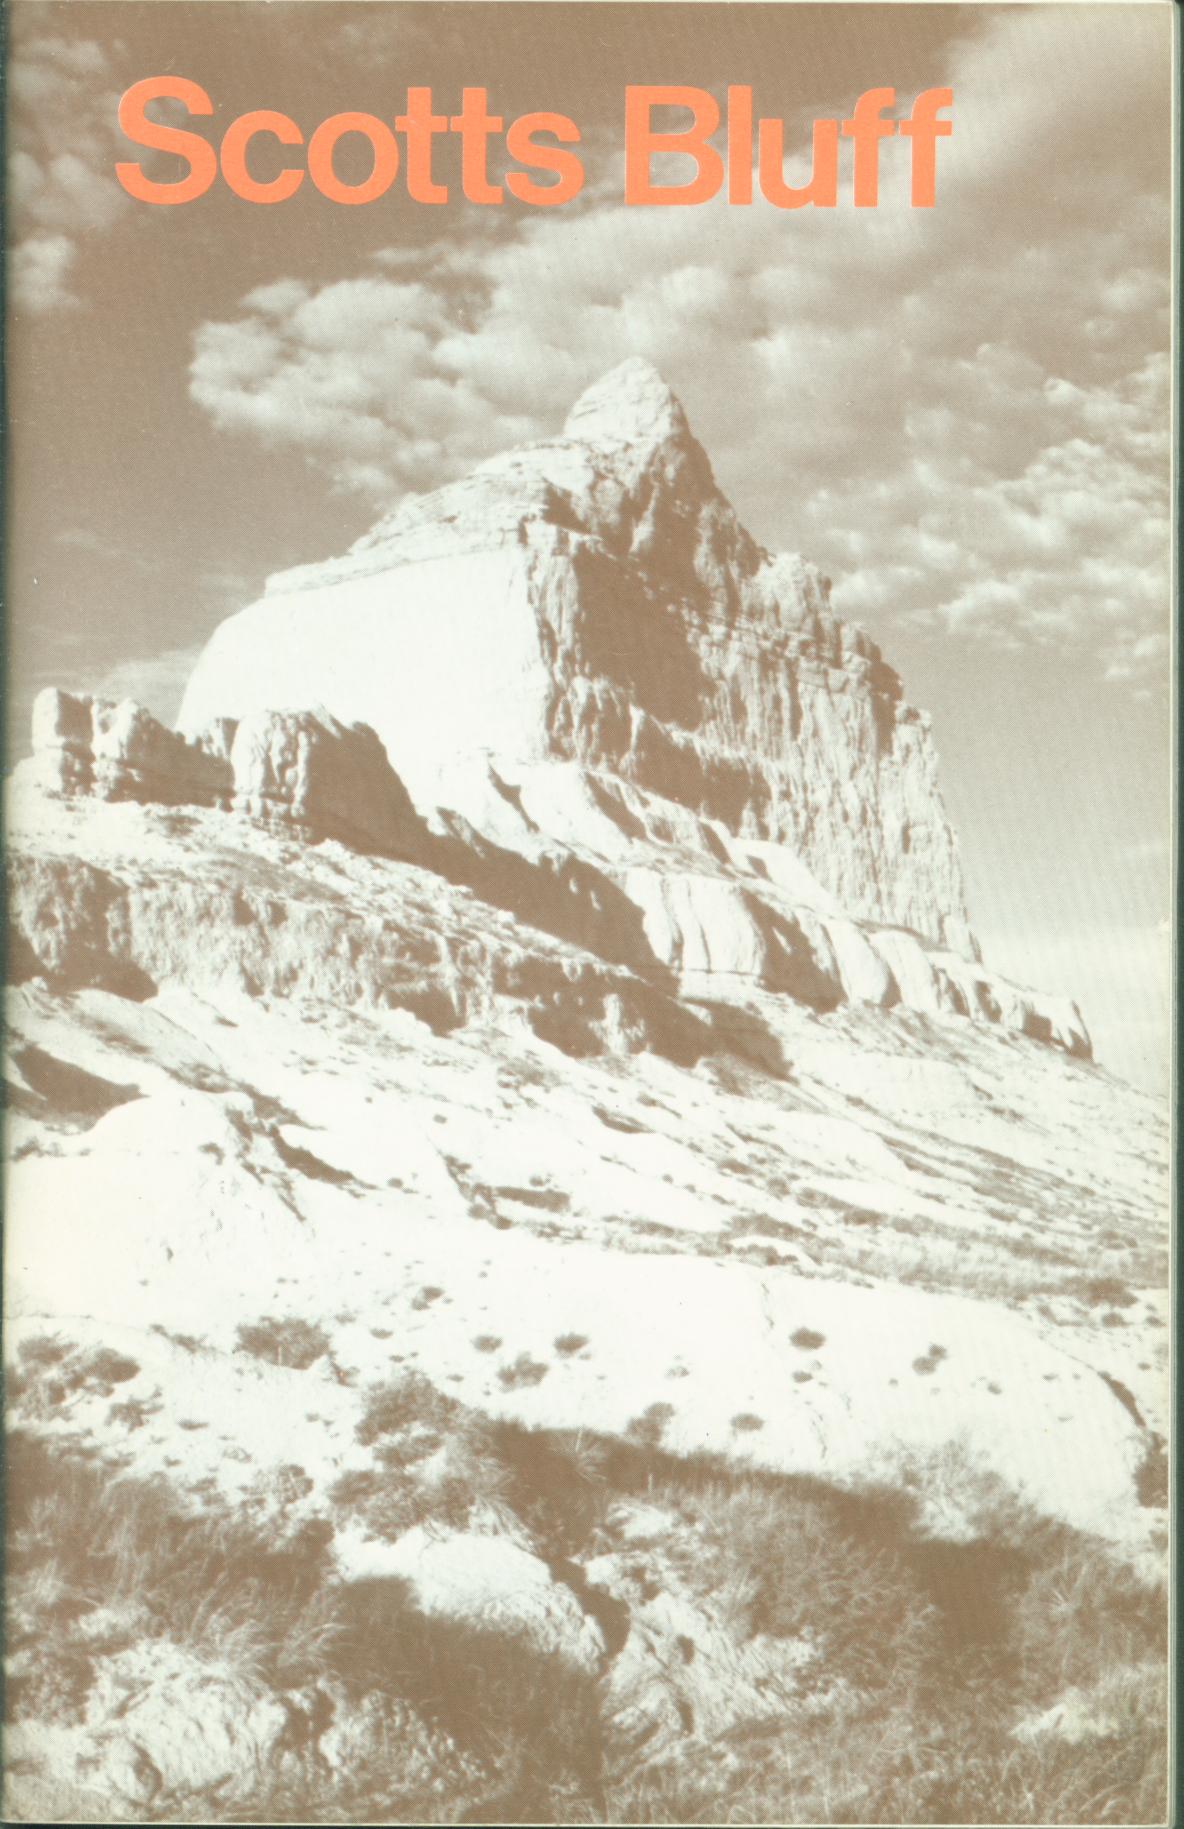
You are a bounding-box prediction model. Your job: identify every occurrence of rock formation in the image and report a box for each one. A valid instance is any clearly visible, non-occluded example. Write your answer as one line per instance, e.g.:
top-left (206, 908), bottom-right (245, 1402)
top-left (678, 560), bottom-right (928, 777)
top-left (19, 693), bottom-right (417, 856)
top-left (16, 364), bottom-right (1090, 1058)
top-left (13, 682), bottom-right (1089, 1059)
top-left (27, 688), bottom-right (233, 807)
top-left (179, 359), bottom-right (970, 947)
top-left (228, 708), bottom-right (418, 854)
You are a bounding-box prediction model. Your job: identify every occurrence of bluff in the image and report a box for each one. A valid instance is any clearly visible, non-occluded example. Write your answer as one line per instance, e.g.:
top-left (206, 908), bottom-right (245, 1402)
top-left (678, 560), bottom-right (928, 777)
top-left (14, 363), bottom-right (1090, 1057)
top-left (180, 359), bottom-right (971, 950)
top-left (3, 361), bottom-right (1168, 1823)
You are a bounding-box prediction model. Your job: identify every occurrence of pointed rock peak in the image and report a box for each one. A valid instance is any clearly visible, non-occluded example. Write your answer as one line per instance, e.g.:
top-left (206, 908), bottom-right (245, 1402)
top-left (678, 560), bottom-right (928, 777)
top-left (563, 357), bottom-right (692, 449)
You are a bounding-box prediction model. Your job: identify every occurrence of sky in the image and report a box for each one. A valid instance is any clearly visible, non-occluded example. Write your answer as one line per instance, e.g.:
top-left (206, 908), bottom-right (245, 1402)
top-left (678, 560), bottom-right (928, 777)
top-left (5, 1), bottom-right (1174, 1091)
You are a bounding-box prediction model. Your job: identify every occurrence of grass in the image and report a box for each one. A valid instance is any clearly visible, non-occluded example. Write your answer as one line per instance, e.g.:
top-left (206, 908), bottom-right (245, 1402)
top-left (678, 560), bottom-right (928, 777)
top-left (1075, 1276), bottom-right (1137, 1309)
top-left (5, 1428), bottom-right (604, 1823)
top-left (661, 1474), bottom-right (940, 1698)
top-left (1135, 1435), bottom-right (1168, 1507)
top-left (597, 1664), bottom-right (1167, 1827)
top-left (355, 1369), bottom-right (456, 1446)
top-left (327, 1371), bottom-right (520, 1541)
top-left (627, 1453), bottom-right (1168, 1826)
top-left (5, 1431), bottom-right (342, 1704)
top-left (5, 1372), bottom-right (1169, 1825)
top-left (626, 1402), bottom-right (676, 1449)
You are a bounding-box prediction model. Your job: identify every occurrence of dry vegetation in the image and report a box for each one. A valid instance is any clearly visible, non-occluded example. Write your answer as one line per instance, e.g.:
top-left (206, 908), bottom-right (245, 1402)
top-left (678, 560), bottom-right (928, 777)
top-left (4, 1342), bottom-right (1168, 1826)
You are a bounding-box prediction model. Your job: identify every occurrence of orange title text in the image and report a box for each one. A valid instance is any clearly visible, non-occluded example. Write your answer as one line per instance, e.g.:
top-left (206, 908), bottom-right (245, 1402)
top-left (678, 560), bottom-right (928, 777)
top-left (115, 80), bottom-right (954, 208)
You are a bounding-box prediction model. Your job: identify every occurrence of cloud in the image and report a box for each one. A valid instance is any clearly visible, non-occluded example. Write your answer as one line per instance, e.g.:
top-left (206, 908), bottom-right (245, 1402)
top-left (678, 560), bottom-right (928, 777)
top-left (10, 234), bottom-right (80, 314)
top-left (7, 29), bottom-right (128, 311)
top-left (186, 5), bottom-right (1170, 689)
top-left (54, 525), bottom-right (166, 568)
top-left (840, 354), bottom-right (1171, 659)
top-left (190, 272), bottom-right (542, 491)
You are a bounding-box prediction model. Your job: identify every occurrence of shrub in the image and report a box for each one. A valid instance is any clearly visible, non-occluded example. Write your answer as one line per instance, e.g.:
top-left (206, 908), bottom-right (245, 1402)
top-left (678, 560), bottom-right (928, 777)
top-left (912, 1342), bottom-right (949, 1375)
top-left (790, 1327), bottom-right (825, 1351)
top-left (6, 1399), bottom-right (1168, 1827)
top-left (16, 1335), bottom-right (70, 1368)
top-left (1077, 1276), bottom-right (1137, 1309)
top-left (356, 1371), bottom-right (456, 1445)
top-left (1136, 1435), bottom-right (1168, 1508)
top-left (607, 1458), bottom-right (1168, 1827)
top-left (1009, 1530), bottom-right (1167, 1699)
top-left (235, 1316), bottom-right (331, 1371)
top-left (627, 1402), bottom-right (676, 1450)
top-left (108, 1396), bottom-right (156, 1431)
top-left (9, 1338), bottom-right (141, 1413)
top-left (498, 1353), bottom-right (549, 1390)
top-left (5, 1432), bottom-right (604, 1825)
top-left (483, 1423), bottom-right (611, 1557)
top-left (336, 1376), bottom-right (519, 1541)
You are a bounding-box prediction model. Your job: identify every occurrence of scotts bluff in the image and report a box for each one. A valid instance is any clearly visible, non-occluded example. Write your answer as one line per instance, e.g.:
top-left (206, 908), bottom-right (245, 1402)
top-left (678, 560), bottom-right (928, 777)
top-left (114, 80), bottom-right (953, 208)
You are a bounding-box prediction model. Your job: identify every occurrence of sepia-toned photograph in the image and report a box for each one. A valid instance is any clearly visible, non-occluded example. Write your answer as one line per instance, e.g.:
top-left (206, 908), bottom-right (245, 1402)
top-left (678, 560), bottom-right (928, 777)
top-left (2, 3), bottom-right (1174, 1822)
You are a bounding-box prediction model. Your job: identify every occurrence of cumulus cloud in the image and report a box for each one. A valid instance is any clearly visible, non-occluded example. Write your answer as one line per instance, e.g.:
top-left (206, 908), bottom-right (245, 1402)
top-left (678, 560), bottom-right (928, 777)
top-left (10, 234), bottom-right (80, 314)
top-left (187, 5), bottom-right (1170, 688)
top-left (6, 30), bottom-right (128, 311)
top-left (190, 272), bottom-right (542, 492)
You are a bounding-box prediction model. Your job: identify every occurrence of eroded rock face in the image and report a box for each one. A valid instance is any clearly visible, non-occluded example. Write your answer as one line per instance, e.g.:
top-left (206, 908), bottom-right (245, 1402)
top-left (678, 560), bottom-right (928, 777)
top-left (20, 691), bottom-right (417, 858)
top-left (178, 359), bottom-right (970, 946)
top-left (229, 708), bottom-right (417, 854)
top-left (25, 689), bottom-right (233, 808)
top-left (3, 786), bottom-right (1089, 1060)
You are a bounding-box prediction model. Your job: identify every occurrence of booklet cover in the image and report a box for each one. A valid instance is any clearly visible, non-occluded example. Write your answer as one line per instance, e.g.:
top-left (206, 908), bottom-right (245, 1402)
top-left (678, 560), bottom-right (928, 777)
top-left (3, 2), bottom-right (1174, 1823)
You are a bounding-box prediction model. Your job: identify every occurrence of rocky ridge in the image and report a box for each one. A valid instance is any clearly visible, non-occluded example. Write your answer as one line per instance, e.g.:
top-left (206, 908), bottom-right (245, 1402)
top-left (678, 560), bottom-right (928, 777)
top-left (12, 677), bottom-right (1086, 1057)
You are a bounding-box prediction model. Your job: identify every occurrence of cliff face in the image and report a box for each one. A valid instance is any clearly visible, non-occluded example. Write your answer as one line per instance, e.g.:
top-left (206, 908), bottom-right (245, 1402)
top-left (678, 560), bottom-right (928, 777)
top-left (11, 686), bottom-right (1089, 1059)
top-left (179, 359), bottom-right (970, 949)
